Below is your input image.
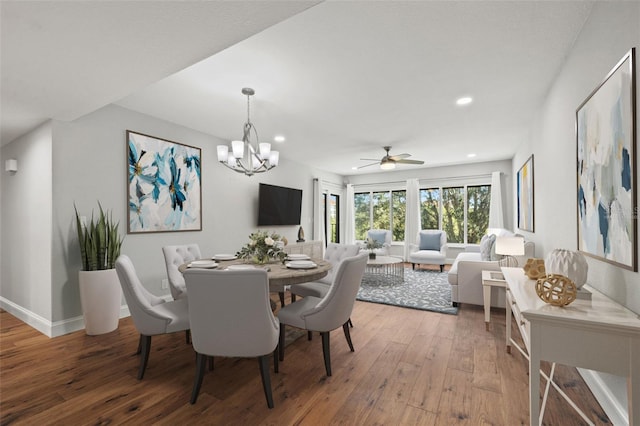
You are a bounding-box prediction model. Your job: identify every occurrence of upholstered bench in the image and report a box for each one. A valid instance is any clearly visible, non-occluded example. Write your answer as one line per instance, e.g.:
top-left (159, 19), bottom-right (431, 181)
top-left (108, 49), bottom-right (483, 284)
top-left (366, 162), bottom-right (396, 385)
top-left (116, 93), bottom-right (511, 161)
top-left (408, 230), bottom-right (447, 272)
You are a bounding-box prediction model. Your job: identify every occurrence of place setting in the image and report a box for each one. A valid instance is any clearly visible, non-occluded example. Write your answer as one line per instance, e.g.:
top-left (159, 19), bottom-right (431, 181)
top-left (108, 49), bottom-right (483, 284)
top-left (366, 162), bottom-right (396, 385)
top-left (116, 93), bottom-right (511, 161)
top-left (187, 260), bottom-right (218, 269)
top-left (285, 260), bottom-right (317, 270)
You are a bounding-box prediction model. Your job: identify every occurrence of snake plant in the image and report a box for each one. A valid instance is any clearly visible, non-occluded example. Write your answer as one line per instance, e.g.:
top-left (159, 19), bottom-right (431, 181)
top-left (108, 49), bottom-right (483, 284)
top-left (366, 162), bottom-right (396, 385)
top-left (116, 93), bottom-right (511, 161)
top-left (74, 203), bottom-right (124, 270)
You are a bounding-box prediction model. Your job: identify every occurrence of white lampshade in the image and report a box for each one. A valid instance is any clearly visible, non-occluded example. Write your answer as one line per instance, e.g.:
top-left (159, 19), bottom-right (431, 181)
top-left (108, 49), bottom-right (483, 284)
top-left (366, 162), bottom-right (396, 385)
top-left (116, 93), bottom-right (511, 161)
top-left (231, 140), bottom-right (244, 158)
top-left (495, 236), bottom-right (525, 256)
top-left (217, 145), bottom-right (228, 162)
top-left (227, 156), bottom-right (237, 167)
top-left (259, 143), bottom-right (271, 159)
top-left (252, 156), bottom-right (261, 169)
top-left (269, 151), bottom-right (279, 167)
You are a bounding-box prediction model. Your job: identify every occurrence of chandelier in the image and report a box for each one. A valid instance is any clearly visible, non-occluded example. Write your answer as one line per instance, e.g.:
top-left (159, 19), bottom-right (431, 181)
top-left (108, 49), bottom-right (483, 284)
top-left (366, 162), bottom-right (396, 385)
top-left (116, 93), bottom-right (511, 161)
top-left (216, 88), bottom-right (279, 176)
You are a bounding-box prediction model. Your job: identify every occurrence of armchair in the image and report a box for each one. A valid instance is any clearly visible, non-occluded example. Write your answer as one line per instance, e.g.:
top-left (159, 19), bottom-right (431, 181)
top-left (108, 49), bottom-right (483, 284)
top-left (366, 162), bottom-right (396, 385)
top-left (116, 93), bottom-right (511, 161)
top-left (408, 230), bottom-right (447, 272)
top-left (162, 244), bottom-right (202, 300)
top-left (364, 229), bottom-right (392, 256)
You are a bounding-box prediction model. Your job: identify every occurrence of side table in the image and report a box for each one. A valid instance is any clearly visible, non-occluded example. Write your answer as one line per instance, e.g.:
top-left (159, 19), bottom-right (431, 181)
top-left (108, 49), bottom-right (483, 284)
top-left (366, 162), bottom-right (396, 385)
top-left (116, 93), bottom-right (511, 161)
top-left (481, 270), bottom-right (506, 331)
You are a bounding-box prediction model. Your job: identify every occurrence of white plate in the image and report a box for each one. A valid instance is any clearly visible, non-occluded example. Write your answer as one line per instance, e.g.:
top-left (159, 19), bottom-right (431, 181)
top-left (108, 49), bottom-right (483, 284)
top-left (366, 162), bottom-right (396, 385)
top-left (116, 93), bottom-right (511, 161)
top-left (286, 261), bottom-right (317, 269)
top-left (213, 254), bottom-right (237, 261)
top-left (287, 254), bottom-right (310, 260)
top-left (188, 260), bottom-right (218, 269)
top-left (226, 264), bottom-right (256, 270)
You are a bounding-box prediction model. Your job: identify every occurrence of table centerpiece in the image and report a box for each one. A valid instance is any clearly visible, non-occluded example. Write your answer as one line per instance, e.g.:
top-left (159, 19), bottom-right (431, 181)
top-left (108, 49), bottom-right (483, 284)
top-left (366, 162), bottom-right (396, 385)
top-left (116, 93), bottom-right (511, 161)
top-left (237, 230), bottom-right (288, 265)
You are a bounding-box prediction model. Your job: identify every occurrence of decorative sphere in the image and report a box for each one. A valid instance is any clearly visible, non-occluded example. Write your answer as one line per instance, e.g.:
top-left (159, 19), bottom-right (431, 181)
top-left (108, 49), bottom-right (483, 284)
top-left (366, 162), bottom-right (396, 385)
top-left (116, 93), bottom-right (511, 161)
top-left (544, 249), bottom-right (588, 289)
top-left (523, 258), bottom-right (546, 280)
top-left (535, 274), bottom-right (577, 306)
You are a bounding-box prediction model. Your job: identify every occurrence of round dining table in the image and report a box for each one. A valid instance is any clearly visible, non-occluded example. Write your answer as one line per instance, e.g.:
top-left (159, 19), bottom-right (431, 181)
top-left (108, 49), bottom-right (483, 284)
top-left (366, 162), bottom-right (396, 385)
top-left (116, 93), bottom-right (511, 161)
top-left (179, 257), bottom-right (331, 307)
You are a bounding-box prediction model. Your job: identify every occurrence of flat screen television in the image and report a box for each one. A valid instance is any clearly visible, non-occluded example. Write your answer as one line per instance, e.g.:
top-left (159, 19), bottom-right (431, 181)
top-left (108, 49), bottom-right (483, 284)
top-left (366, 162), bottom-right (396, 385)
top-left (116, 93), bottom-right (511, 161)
top-left (257, 183), bottom-right (303, 226)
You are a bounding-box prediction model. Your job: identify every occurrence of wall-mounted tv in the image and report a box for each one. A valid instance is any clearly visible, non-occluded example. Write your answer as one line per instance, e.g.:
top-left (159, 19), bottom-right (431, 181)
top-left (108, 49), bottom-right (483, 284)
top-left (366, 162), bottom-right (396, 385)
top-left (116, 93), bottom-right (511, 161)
top-left (258, 183), bottom-right (303, 226)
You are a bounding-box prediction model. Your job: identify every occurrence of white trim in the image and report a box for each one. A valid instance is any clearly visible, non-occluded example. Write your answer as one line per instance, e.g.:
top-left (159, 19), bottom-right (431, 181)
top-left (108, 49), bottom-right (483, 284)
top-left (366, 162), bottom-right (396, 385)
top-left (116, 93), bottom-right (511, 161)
top-left (578, 368), bottom-right (628, 426)
top-left (1, 296), bottom-right (132, 338)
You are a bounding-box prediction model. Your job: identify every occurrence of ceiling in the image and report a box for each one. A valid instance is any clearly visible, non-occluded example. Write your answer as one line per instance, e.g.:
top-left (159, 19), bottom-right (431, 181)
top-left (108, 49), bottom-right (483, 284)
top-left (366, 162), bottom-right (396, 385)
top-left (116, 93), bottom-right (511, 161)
top-left (2, 1), bottom-right (594, 176)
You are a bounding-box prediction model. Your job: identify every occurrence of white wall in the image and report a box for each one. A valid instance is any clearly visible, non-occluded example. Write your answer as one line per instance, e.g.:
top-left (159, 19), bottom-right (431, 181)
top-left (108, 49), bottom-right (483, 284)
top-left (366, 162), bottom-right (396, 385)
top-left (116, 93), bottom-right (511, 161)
top-left (513, 2), bottom-right (639, 422)
top-left (1, 103), bottom-right (341, 334)
top-left (0, 122), bottom-right (53, 325)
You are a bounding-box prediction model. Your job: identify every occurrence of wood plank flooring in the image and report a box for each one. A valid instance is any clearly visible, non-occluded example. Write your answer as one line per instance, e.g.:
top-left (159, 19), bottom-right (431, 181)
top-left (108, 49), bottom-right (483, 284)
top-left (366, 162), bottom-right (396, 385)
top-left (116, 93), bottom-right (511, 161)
top-left (1, 281), bottom-right (611, 425)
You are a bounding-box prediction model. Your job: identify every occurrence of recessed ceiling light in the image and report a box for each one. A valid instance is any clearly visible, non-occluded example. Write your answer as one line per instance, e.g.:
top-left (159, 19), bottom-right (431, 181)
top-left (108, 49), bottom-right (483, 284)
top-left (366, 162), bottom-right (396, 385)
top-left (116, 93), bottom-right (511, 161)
top-left (467, 153), bottom-right (476, 158)
top-left (274, 135), bottom-right (285, 143)
top-left (456, 97), bottom-right (473, 106)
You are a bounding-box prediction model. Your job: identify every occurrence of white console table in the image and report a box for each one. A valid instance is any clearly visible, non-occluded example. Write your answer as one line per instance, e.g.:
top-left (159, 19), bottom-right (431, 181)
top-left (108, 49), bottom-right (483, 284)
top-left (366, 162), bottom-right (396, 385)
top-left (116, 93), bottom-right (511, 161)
top-left (502, 267), bottom-right (640, 426)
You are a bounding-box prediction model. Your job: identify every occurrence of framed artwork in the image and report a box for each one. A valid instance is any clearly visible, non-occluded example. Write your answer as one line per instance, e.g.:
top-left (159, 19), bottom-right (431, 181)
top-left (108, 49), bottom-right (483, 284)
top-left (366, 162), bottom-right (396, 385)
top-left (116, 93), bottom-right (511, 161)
top-left (127, 130), bottom-right (202, 233)
top-left (517, 154), bottom-right (534, 232)
top-left (577, 48), bottom-right (637, 271)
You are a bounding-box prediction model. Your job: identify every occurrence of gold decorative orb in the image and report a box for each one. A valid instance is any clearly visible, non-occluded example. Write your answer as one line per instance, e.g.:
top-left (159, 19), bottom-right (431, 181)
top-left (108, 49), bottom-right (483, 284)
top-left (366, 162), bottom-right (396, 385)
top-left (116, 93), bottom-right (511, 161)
top-left (535, 274), bottom-right (577, 306)
top-left (523, 258), bottom-right (546, 280)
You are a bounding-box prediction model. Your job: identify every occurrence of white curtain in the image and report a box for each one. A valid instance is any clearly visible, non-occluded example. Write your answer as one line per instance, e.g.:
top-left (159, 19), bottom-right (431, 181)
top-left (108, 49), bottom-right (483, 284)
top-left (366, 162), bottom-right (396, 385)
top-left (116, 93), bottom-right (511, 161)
top-left (344, 184), bottom-right (355, 244)
top-left (488, 171), bottom-right (505, 230)
top-left (312, 178), bottom-right (326, 251)
top-left (403, 178), bottom-right (420, 261)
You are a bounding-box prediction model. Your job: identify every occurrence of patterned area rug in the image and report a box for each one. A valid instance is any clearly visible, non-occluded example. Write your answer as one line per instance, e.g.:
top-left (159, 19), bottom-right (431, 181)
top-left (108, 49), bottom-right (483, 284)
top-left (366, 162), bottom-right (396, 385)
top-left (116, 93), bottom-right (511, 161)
top-left (357, 268), bottom-right (458, 314)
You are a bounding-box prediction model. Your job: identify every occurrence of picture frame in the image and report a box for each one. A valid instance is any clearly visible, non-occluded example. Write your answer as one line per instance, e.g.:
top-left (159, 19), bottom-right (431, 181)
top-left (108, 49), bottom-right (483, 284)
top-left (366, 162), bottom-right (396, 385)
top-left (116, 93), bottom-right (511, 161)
top-left (517, 154), bottom-right (535, 232)
top-left (127, 130), bottom-right (202, 234)
top-left (576, 48), bottom-right (637, 271)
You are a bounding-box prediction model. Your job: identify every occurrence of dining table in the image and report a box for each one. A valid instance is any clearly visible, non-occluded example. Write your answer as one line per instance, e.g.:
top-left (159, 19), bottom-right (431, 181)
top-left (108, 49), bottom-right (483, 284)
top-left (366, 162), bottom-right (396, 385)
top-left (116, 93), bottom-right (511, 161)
top-left (179, 257), bottom-right (332, 307)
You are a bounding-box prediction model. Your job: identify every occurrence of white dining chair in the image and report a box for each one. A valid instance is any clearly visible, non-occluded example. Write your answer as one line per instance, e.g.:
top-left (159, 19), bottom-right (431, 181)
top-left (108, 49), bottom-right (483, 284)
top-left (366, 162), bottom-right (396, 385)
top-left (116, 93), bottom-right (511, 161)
top-left (277, 252), bottom-right (368, 377)
top-left (115, 255), bottom-right (190, 380)
top-left (162, 244), bottom-right (202, 300)
top-left (183, 267), bottom-right (280, 408)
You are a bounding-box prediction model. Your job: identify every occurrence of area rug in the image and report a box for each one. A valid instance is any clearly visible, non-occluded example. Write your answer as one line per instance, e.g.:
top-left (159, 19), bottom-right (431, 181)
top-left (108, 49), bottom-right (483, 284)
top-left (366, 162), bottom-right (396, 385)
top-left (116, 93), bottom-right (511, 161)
top-left (357, 268), bottom-right (458, 314)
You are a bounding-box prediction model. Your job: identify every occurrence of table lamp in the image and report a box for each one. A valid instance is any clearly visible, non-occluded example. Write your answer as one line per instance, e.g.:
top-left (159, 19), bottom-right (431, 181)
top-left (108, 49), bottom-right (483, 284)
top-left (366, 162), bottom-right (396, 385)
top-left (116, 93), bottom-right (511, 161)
top-left (495, 236), bottom-right (524, 267)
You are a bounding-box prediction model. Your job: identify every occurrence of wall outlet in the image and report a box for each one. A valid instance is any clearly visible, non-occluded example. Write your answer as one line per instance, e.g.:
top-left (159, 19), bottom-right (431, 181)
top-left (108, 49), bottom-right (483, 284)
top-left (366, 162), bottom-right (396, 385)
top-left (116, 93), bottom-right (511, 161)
top-left (161, 279), bottom-right (169, 290)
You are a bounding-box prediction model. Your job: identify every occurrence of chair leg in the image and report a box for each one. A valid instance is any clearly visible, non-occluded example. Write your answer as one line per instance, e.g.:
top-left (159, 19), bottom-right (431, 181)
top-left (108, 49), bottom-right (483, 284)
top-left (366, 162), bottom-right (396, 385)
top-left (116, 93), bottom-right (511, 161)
top-left (440, 264), bottom-right (444, 272)
top-left (412, 263), bottom-right (415, 270)
top-left (185, 329), bottom-right (191, 344)
top-left (279, 291), bottom-right (286, 307)
top-left (208, 356), bottom-right (214, 371)
top-left (308, 331), bottom-right (313, 341)
top-left (258, 355), bottom-right (274, 408)
top-left (342, 322), bottom-right (355, 352)
top-left (273, 346), bottom-right (279, 373)
top-left (135, 334), bottom-right (143, 355)
top-left (138, 335), bottom-right (152, 380)
top-left (190, 352), bottom-right (207, 404)
top-left (348, 318), bottom-right (354, 328)
top-left (291, 293), bottom-right (297, 302)
top-left (278, 323), bottom-right (286, 361)
top-left (321, 331), bottom-right (332, 377)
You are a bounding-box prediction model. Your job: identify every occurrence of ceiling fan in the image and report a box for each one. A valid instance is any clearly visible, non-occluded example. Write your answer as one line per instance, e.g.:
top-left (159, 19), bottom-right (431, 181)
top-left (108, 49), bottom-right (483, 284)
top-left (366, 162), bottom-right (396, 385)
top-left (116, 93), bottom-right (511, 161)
top-left (358, 146), bottom-right (425, 170)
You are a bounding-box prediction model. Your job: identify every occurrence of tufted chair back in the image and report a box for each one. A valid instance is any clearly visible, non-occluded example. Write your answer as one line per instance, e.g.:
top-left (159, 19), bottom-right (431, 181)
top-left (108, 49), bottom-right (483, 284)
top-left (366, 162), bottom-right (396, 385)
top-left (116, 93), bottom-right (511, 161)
top-left (321, 243), bottom-right (361, 284)
top-left (162, 244), bottom-right (202, 300)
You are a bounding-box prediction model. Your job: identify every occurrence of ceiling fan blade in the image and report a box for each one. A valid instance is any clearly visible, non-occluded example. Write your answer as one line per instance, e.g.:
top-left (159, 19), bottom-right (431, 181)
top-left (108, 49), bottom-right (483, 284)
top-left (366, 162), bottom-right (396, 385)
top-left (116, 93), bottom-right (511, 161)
top-left (396, 159), bottom-right (424, 165)
top-left (357, 162), bottom-right (380, 169)
top-left (359, 158), bottom-right (380, 161)
top-left (388, 153), bottom-right (411, 161)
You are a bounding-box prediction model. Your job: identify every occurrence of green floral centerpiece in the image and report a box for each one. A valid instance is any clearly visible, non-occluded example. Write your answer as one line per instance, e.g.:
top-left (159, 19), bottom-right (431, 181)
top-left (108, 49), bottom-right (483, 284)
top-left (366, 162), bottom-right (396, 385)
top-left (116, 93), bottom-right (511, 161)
top-left (364, 237), bottom-right (382, 259)
top-left (236, 230), bottom-right (287, 265)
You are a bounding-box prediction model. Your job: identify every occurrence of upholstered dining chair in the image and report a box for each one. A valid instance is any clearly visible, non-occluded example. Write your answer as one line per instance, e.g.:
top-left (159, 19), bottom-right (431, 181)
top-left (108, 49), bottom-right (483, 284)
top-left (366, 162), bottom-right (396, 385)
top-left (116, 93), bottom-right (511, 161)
top-left (277, 252), bottom-right (368, 377)
top-left (115, 255), bottom-right (190, 380)
top-left (162, 244), bottom-right (202, 300)
top-left (183, 268), bottom-right (279, 408)
top-left (290, 243), bottom-right (361, 300)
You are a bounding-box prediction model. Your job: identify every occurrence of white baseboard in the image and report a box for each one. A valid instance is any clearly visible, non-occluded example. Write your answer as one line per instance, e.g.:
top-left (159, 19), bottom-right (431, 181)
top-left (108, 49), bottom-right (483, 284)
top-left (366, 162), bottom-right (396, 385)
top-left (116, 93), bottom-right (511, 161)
top-left (1, 296), bottom-right (131, 338)
top-left (578, 368), bottom-right (628, 426)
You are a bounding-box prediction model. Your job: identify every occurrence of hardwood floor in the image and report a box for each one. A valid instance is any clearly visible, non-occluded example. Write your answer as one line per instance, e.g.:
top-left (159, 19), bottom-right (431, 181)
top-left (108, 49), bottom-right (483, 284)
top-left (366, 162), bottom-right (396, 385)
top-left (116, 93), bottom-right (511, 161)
top-left (1, 287), bottom-right (610, 425)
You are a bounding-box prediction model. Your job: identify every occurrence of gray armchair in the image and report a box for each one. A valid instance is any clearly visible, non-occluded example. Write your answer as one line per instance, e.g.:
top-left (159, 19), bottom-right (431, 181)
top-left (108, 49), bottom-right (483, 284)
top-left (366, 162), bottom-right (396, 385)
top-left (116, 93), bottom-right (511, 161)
top-left (115, 255), bottom-right (190, 380)
top-left (277, 253), bottom-right (368, 377)
top-left (183, 268), bottom-right (279, 408)
top-left (162, 244), bottom-right (202, 300)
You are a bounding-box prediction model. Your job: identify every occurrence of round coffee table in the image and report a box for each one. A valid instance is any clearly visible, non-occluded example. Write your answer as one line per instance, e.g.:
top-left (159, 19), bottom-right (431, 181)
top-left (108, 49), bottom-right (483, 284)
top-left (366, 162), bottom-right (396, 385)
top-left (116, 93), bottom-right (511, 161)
top-left (364, 255), bottom-right (404, 284)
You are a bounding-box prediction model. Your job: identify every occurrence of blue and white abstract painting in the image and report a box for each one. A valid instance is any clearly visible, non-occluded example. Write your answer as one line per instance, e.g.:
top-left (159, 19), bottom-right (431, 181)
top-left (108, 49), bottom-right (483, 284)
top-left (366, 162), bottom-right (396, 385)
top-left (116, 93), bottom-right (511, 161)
top-left (577, 49), bottom-right (636, 271)
top-left (127, 131), bottom-right (201, 233)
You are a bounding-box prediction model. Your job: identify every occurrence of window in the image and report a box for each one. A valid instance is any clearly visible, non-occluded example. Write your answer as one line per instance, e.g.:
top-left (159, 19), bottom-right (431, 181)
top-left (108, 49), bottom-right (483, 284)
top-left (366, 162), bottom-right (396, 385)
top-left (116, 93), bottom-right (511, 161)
top-left (324, 193), bottom-right (340, 243)
top-left (354, 189), bottom-right (406, 242)
top-left (419, 184), bottom-right (491, 244)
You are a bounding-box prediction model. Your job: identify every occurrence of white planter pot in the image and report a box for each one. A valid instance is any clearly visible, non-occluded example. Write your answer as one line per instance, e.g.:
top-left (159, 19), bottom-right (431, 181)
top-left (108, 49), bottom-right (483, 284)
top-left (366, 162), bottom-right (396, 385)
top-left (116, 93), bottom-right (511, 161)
top-left (79, 269), bottom-right (122, 335)
top-left (544, 249), bottom-right (588, 289)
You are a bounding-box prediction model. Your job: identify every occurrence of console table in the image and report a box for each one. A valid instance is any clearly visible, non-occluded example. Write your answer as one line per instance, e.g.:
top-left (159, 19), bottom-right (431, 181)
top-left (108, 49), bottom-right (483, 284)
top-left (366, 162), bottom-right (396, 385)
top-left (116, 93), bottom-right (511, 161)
top-left (502, 267), bottom-right (639, 426)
